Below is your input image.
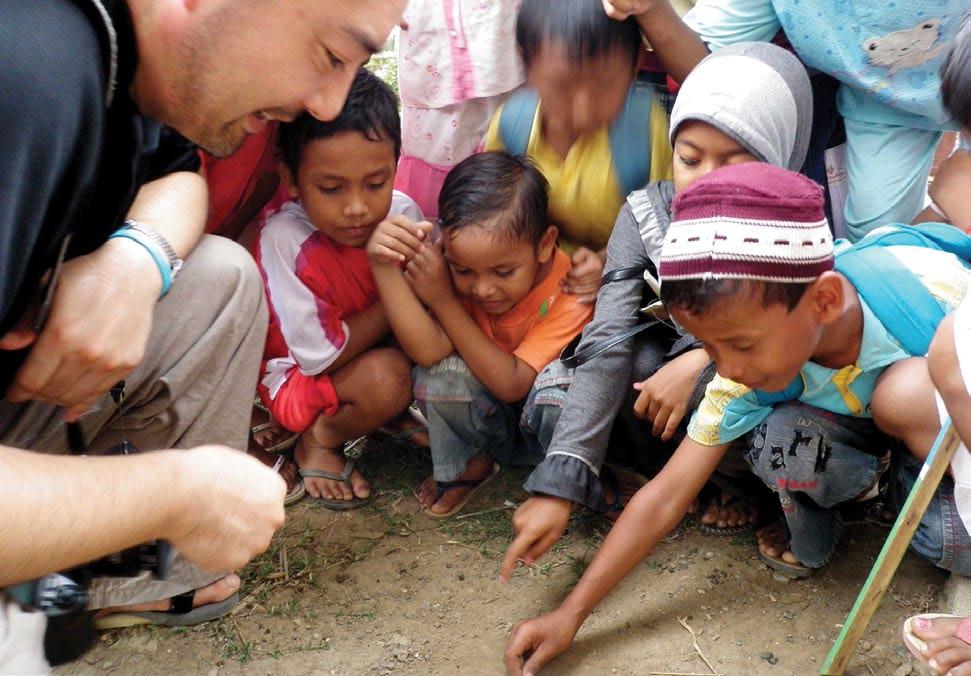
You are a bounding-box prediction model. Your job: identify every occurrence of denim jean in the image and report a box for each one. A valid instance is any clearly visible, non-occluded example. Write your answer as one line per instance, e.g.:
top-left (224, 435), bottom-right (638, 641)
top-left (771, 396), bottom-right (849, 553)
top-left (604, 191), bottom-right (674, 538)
top-left (413, 356), bottom-right (547, 482)
top-left (890, 449), bottom-right (971, 576)
top-left (745, 402), bottom-right (886, 569)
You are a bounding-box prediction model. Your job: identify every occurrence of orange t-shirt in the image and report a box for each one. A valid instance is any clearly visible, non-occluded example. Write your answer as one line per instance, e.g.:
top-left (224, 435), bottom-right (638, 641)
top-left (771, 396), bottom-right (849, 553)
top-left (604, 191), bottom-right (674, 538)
top-left (466, 249), bottom-right (593, 373)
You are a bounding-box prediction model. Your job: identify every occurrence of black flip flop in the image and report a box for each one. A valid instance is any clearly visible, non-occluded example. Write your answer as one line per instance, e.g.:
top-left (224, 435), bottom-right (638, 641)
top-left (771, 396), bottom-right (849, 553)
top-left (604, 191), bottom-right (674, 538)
top-left (698, 493), bottom-right (759, 536)
top-left (423, 462), bottom-right (500, 518)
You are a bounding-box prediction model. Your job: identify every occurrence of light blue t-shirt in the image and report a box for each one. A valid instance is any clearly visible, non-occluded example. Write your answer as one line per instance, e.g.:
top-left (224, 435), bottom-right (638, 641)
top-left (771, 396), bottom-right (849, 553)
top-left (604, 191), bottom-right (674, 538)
top-left (687, 245), bottom-right (971, 447)
top-left (684, 0), bottom-right (969, 130)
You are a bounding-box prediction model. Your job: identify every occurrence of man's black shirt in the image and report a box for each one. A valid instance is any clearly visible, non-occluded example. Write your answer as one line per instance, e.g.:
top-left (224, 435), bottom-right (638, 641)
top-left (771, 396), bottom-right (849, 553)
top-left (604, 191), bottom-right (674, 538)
top-left (0, 0), bottom-right (199, 387)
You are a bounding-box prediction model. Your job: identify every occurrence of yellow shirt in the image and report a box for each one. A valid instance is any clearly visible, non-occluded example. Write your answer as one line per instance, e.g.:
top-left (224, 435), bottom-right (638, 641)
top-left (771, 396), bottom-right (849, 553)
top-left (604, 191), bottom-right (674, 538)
top-left (485, 97), bottom-right (672, 253)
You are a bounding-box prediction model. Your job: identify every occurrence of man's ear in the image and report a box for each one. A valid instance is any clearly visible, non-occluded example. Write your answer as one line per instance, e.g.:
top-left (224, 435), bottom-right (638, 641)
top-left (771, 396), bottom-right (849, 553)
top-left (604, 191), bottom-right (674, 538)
top-left (810, 271), bottom-right (845, 324)
top-left (278, 161), bottom-right (299, 199)
top-left (536, 225), bottom-right (558, 263)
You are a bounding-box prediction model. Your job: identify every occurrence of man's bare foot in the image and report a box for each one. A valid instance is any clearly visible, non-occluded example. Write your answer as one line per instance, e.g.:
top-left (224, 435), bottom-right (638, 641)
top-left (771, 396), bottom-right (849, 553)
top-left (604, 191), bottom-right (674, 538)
top-left (296, 437), bottom-right (370, 501)
top-left (94, 575), bottom-right (240, 618)
top-left (251, 404), bottom-right (295, 452)
top-left (909, 615), bottom-right (971, 674)
top-left (419, 453), bottom-right (494, 515)
top-left (700, 490), bottom-right (759, 531)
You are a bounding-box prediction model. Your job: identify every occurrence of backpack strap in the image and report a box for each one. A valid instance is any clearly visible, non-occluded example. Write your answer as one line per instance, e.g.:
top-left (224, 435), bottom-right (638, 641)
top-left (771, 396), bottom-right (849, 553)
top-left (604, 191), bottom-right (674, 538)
top-left (608, 76), bottom-right (657, 196)
top-left (853, 222), bottom-right (971, 260)
top-left (497, 88), bottom-right (539, 156)
top-left (834, 245), bottom-right (945, 356)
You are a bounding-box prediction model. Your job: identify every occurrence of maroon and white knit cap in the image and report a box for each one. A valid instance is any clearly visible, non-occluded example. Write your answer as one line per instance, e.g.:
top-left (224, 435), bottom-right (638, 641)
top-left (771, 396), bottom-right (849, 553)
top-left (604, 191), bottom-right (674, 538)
top-left (659, 163), bottom-right (833, 283)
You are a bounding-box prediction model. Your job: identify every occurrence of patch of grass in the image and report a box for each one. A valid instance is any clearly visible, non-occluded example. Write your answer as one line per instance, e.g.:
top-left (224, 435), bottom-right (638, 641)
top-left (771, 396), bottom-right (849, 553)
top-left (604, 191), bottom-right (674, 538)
top-left (214, 621), bottom-right (256, 665)
top-left (223, 637), bottom-right (255, 664)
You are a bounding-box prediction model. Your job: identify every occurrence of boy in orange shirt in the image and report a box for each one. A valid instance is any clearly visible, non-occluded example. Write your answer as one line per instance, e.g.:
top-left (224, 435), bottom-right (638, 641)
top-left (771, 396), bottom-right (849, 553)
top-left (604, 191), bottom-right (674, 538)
top-left (368, 151), bottom-right (594, 516)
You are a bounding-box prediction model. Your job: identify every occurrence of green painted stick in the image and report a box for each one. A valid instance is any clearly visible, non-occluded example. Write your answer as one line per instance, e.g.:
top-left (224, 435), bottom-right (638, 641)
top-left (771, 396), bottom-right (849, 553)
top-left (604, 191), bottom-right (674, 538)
top-left (821, 421), bottom-right (961, 675)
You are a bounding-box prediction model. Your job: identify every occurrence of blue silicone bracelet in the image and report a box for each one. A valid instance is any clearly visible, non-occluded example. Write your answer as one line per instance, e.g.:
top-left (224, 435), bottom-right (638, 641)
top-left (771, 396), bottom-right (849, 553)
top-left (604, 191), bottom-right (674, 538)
top-left (108, 228), bottom-right (172, 297)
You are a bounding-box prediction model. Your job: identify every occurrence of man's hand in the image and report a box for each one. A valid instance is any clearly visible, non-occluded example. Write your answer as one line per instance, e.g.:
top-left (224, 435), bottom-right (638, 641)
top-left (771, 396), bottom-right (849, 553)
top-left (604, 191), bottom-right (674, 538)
top-left (504, 607), bottom-right (582, 676)
top-left (167, 446), bottom-right (286, 572)
top-left (601, 0), bottom-right (662, 19)
top-left (5, 238), bottom-right (163, 420)
top-left (367, 215), bottom-right (433, 266)
top-left (562, 247), bottom-right (603, 304)
top-left (405, 241), bottom-right (455, 309)
top-left (632, 348), bottom-right (709, 441)
top-left (500, 496), bottom-right (573, 581)
top-left (929, 150), bottom-right (971, 231)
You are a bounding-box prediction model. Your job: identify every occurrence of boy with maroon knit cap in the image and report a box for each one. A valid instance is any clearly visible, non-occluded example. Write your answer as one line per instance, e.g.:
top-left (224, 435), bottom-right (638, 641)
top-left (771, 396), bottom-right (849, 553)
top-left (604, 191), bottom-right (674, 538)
top-left (503, 162), bottom-right (971, 675)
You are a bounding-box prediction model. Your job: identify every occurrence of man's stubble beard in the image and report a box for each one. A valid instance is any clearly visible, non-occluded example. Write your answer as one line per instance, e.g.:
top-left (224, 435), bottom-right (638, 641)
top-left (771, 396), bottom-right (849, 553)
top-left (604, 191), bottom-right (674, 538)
top-left (169, 15), bottom-right (248, 158)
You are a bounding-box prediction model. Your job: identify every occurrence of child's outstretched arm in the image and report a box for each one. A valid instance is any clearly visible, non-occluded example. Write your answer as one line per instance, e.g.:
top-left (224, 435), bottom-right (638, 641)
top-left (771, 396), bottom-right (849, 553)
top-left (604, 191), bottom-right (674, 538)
top-left (368, 216), bottom-right (454, 365)
top-left (405, 244), bottom-right (539, 403)
top-left (602, 0), bottom-right (709, 83)
top-left (503, 438), bottom-right (728, 675)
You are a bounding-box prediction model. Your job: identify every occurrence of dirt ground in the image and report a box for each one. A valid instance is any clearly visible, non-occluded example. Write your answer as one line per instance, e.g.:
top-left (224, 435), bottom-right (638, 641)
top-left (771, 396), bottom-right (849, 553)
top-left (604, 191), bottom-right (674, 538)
top-left (58, 439), bottom-right (945, 676)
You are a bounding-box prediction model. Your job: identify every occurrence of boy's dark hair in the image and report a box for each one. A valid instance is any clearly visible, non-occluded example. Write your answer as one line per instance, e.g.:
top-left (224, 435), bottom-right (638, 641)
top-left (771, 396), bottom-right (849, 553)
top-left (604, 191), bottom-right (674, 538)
top-left (516, 0), bottom-right (641, 69)
top-left (661, 279), bottom-right (810, 315)
top-left (277, 68), bottom-right (400, 177)
top-left (438, 151), bottom-right (550, 246)
top-left (941, 18), bottom-right (971, 128)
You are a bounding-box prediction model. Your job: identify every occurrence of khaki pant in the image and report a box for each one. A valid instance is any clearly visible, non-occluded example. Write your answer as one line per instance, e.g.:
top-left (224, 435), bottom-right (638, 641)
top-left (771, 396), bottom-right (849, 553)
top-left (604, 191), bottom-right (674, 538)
top-left (0, 236), bottom-right (267, 670)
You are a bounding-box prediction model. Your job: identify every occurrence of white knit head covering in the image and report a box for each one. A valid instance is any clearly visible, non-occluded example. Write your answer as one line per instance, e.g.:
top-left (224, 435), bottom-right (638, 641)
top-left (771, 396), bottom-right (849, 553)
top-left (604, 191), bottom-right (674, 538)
top-left (669, 42), bottom-right (813, 172)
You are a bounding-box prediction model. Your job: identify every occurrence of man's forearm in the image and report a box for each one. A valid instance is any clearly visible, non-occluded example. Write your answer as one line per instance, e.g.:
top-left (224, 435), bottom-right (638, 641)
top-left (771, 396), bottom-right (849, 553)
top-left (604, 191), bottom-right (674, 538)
top-left (638, 2), bottom-right (709, 83)
top-left (124, 171), bottom-right (208, 259)
top-left (0, 446), bottom-right (181, 586)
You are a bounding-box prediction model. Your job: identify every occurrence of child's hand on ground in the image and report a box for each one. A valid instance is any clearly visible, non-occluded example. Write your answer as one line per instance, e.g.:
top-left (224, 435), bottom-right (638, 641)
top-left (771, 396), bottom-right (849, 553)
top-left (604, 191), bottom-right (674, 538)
top-left (929, 150), bottom-right (971, 231)
top-left (367, 215), bottom-right (434, 266)
top-left (601, 0), bottom-right (662, 20)
top-left (500, 496), bottom-right (574, 582)
top-left (405, 240), bottom-right (455, 308)
top-left (633, 348), bottom-right (710, 440)
top-left (562, 247), bottom-right (603, 304)
top-left (504, 607), bottom-right (581, 676)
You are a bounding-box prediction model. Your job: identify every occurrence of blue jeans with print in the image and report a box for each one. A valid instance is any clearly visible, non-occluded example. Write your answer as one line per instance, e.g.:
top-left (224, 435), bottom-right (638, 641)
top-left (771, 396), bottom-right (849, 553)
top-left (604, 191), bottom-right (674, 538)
top-left (414, 356), bottom-right (547, 482)
top-left (745, 402), bottom-right (887, 569)
top-left (890, 449), bottom-right (971, 576)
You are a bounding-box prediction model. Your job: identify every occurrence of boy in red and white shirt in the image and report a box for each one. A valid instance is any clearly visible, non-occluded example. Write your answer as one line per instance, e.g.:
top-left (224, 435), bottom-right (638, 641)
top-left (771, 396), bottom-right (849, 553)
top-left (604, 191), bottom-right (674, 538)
top-left (255, 69), bottom-right (423, 508)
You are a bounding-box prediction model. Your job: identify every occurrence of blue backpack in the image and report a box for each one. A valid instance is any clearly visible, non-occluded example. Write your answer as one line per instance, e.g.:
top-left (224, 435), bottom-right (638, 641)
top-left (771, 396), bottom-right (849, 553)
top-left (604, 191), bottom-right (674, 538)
top-left (753, 222), bottom-right (971, 406)
top-left (498, 74), bottom-right (669, 197)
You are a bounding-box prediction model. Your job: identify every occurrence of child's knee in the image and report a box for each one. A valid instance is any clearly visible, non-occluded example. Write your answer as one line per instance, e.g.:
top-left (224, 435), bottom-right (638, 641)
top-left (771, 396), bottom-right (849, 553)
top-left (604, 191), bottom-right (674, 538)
top-left (871, 358), bottom-right (937, 442)
top-left (360, 348), bottom-right (414, 413)
top-left (414, 355), bottom-right (485, 405)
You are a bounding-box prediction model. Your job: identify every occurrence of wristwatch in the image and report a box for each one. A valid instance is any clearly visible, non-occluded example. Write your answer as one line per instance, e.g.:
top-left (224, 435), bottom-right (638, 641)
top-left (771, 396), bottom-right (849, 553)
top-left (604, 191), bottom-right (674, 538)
top-left (123, 219), bottom-right (183, 280)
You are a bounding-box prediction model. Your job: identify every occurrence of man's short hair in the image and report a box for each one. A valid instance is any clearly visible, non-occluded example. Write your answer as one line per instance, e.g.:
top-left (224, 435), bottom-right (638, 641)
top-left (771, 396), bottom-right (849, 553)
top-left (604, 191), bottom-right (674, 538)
top-left (516, 0), bottom-right (641, 69)
top-left (438, 151), bottom-right (550, 247)
top-left (277, 68), bottom-right (400, 177)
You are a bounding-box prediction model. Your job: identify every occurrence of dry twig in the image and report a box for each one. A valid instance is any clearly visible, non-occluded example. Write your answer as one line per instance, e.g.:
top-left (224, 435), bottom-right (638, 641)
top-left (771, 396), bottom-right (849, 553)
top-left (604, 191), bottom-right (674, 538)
top-left (676, 616), bottom-right (722, 676)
